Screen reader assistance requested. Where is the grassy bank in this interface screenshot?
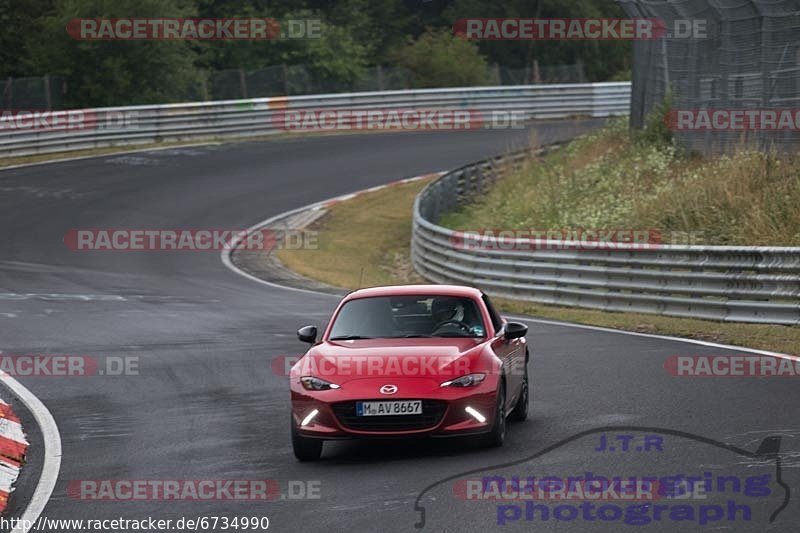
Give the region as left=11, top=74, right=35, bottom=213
left=276, top=167, right=799, bottom=355
left=277, top=178, right=431, bottom=289
left=442, top=118, right=800, bottom=246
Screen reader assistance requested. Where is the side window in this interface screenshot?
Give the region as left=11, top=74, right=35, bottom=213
left=482, top=294, right=503, bottom=333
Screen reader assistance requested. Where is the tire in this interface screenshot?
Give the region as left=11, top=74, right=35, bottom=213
left=291, top=417, right=323, bottom=461
left=485, top=379, right=506, bottom=447
left=509, top=358, right=529, bottom=422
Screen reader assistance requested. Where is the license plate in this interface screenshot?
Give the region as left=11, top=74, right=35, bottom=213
left=356, top=400, right=422, bottom=416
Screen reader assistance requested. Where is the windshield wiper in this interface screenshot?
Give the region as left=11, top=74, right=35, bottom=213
left=329, top=335, right=374, bottom=340
left=401, top=334, right=433, bottom=338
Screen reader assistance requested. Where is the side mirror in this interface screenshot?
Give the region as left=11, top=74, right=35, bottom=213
left=297, top=325, right=318, bottom=344
left=504, top=322, right=527, bottom=340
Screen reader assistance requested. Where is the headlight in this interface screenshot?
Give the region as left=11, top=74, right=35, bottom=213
left=300, top=376, right=341, bottom=390
left=440, top=373, right=486, bottom=388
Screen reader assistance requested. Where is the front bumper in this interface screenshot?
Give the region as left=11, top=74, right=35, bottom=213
left=291, top=381, right=497, bottom=439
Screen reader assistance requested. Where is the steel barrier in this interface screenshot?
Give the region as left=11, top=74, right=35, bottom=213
left=0, top=83, right=630, bottom=157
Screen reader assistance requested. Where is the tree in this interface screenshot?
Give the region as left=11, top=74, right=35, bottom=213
left=26, top=0, right=204, bottom=107
left=445, top=0, right=631, bottom=81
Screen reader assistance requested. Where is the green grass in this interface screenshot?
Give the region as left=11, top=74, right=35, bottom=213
left=441, top=118, right=800, bottom=246
left=276, top=178, right=432, bottom=289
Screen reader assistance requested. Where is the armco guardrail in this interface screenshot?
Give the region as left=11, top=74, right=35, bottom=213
left=0, top=83, right=630, bottom=158
left=411, top=150, right=800, bottom=325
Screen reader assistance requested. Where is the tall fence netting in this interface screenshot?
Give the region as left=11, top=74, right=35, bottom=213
left=6, top=63, right=586, bottom=111
left=619, top=0, right=800, bottom=154
left=1, top=76, right=65, bottom=110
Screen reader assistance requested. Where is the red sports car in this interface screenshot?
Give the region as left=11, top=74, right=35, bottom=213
left=289, top=284, right=529, bottom=461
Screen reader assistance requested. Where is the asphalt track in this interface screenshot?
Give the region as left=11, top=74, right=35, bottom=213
left=1, top=121, right=798, bottom=532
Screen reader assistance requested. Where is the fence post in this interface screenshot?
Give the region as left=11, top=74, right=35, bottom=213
left=238, top=69, right=248, bottom=99
left=492, top=63, right=501, bottom=85
left=5, top=77, right=12, bottom=109
left=44, top=75, right=52, bottom=110
left=200, top=75, right=209, bottom=101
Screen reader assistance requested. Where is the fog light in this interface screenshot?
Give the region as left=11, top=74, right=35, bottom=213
left=301, top=409, right=319, bottom=427
left=465, top=406, right=486, bottom=423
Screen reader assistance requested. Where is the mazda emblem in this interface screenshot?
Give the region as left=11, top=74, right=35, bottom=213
left=379, top=384, right=398, bottom=395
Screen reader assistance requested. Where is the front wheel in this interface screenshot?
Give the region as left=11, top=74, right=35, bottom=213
left=509, top=362, right=529, bottom=422
left=292, top=417, right=323, bottom=461
left=485, top=380, right=506, bottom=447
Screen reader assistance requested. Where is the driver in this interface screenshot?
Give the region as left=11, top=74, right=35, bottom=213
left=431, top=297, right=465, bottom=330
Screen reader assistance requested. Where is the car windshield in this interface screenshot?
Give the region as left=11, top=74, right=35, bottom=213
left=328, top=295, right=486, bottom=339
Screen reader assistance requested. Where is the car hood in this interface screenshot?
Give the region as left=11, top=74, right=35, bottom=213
left=293, top=337, right=485, bottom=383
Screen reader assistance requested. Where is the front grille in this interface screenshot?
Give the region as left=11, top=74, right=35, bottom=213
left=332, top=400, right=447, bottom=431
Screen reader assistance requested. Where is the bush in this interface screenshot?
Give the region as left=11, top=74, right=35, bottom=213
left=635, top=93, right=673, bottom=148
left=393, top=29, right=489, bottom=88
left=609, top=69, right=632, bottom=81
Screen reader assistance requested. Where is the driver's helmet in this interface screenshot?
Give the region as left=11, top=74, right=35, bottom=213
left=431, top=297, right=465, bottom=324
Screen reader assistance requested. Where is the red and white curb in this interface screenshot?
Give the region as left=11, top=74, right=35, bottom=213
left=0, top=399, right=28, bottom=513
